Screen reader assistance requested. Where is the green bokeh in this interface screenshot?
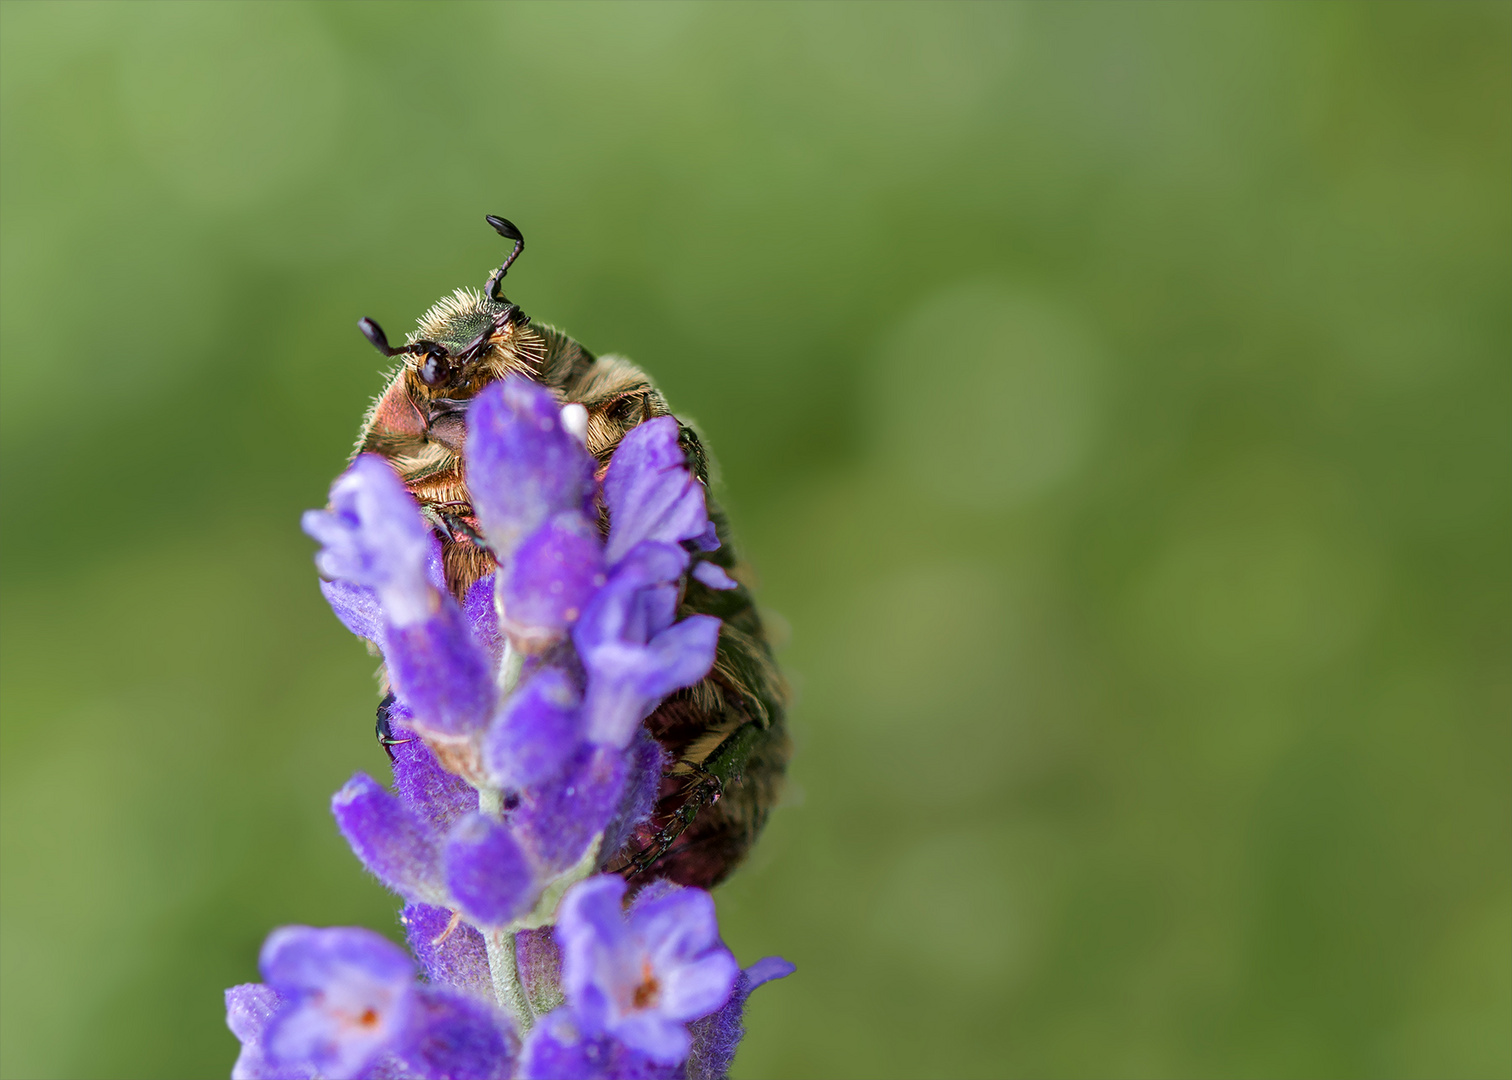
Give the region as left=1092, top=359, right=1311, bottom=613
left=1, top=2, right=1508, bottom=1077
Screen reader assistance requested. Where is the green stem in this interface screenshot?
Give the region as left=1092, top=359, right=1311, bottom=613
left=484, top=927, right=535, bottom=1033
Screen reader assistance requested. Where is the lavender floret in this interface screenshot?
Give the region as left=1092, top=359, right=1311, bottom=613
left=483, top=667, right=585, bottom=791
left=465, top=377, right=597, bottom=561
left=602, top=417, right=713, bottom=566
left=442, top=813, right=535, bottom=929
left=258, top=926, right=418, bottom=1080
left=557, top=876, right=738, bottom=1064
left=302, top=455, right=435, bottom=627
left=575, top=542, right=721, bottom=748
left=332, top=774, right=448, bottom=908
left=500, top=510, right=608, bottom=652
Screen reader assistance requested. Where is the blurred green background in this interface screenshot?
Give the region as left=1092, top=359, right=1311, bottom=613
left=1, top=2, right=1508, bottom=1077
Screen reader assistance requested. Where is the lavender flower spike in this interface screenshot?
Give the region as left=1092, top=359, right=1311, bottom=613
left=557, top=876, right=739, bottom=1064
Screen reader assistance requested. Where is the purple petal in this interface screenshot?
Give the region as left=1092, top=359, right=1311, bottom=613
left=387, top=700, right=479, bottom=834
left=558, top=877, right=738, bottom=1065
left=519, top=1008, right=687, bottom=1080
left=332, top=774, right=447, bottom=906
left=401, top=903, right=492, bottom=1001
left=597, top=541, right=692, bottom=632
left=613, top=1012, right=693, bottom=1067
left=385, top=600, right=497, bottom=738
left=463, top=572, right=504, bottom=662
left=518, top=1008, right=607, bottom=1080
left=632, top=889, right=721, bottom=968
left=260, top=926, right=415, bottom=990
left=442, top=813, right=535, bottom=929
left=228, top=984, right=318, bottom=1080
left=499, top=511, right=608, bottom=651
left=686, top=958, right=794, bottom=1080
left=691, top=520, right=720, bottom=553
left=259, top=926, right=416, bottom=1080
left=302, top=455, right=436, bottom=626
left=742, top=956, right=796, bottom=989
left=654, top=953, right=740, bottom=1029
left=629, top=891, right=736, bottom=1023
left=690, top=561, right=738, bottom=591
left=319, top=579, right=387, bottom=645
left=482, top=667, right=584, bottom=791
left=465, top=377, right=597, bottom=560
left=556, top=876, right=630, bottom=1036
left=578, top=612, right=721, bottom=748
left=389, top=986, right=516, bottom=1080
left=603, top=417, right=710, bottom=567
left=227, top=982, right=281, bottom=1047
left=573, top=542, right=718, bottom=747
left=513, top=745, right=628, bottom=873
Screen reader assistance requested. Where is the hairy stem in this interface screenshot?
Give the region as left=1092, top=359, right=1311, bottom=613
left=484, top=927, right=535, bottom=1033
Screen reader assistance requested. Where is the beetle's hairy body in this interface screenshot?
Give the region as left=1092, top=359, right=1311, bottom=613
left=357, top=286, right=789, bottom=890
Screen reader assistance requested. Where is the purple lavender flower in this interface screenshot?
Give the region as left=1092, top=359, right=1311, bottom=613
left=384, top=599, right=498, bottom=737
left=483, top=667, right=585, bottom=791
left=302, top=455, right=436, bottom=627
left=575, top=543, right=721, bottom=748
left=556, top=876, right=738, bottom=1064
left=234, top=926, right=518, bottom=1080
left=257, top=926, right=419, bottom=1080
left=518, top=1008, right=685, bottom=1080
left=305, top=455, right=497, bottom=738
left=511, top=744, right=629, bottom=874
left=442, top=813, right=535, bottom=929
left=601, top=417, right=711, bottom=566
left=332, top=774, right=448, bottom=908
left=499, top=510, right=608, bottom=652
left=466, top=377, right=597, bottom=561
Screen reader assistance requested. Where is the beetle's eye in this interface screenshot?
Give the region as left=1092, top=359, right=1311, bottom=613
left=418, top=347, right=451, bottom=387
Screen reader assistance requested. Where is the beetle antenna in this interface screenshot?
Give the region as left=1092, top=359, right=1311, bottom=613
left=484, top=215, right=525, bottom=300
left=359, top=318, right=452, bottom=365
left=358, top=317, right=402, bottom=356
